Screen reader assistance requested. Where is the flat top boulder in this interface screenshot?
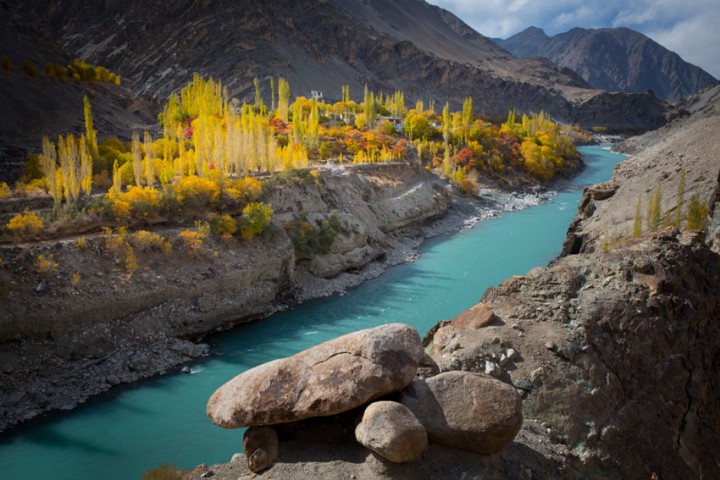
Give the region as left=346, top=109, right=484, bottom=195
left=207, top=323, right=423, bottom=428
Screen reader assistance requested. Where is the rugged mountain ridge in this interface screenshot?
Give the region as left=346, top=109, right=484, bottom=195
left=496, top=26, right=718, bottom=102
left=0, top=0, right=670, bottom=175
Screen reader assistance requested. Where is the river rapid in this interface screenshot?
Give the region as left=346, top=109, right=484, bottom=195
left=0, top=145, right=625, bottom=479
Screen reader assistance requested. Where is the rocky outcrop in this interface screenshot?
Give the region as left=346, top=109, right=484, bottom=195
left=206, top=324, right=522, bottom=473
left=355, top=401, right=428, bottom=463
left=207, top=323, right=423, bottom=428
left=400, top=371, right=523, bottom=455
left=428, top=230, right=720, bottom=478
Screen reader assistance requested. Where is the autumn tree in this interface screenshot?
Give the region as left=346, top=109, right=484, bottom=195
left=633, top=196, right=642, bottom=238
left=83, top=95, right=99, bottom=160
left=79, top=134, right=92, bottom=195
left=132, top=131, right=142, bottom=186
left=58, top=134, right=81, bottom=206
left=306, top=100, right=320, bottom=148
left=461, top=97, right=473, bottom=127
left=277, top=77, right=290, bottom=122
left=111, top=160, right=122, bottom=197
left=180, top=73, right=224, bottom=118
left=39, top=136, right=61, bottom=208
left=144, top=131, right=155, bottom=186
left=442, top=102, right=451, bottom=145
left=647, top=185, right=662, bottom=232
left=253, top=77, right=265, bottom=113
left=686, top=196, right=708, bottom=230
left=363, top=84, right=377, bottom=129
left=270, top=77, right=276, bottom=112
left=292, top=100, right=304, bottom=144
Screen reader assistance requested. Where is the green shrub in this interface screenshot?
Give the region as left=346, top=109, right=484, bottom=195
left=240, top=202, right=273, bottom=240
left=267, top=168, right=315, bottom=186
left=686, top=196, right=708, bottom=231
left=286, top=213, right=340, bottom=260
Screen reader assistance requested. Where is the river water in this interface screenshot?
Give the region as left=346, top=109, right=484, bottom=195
left=0, top=146, right=624, bottom=479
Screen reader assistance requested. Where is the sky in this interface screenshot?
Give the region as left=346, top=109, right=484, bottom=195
left=427, top=0, right=720, bottom=79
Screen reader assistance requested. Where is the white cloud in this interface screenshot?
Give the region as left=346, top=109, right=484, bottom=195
left=645, top=16, right=720, bottom=77
left=554, top=7, right=596, bottom=29
left=427, top=0, right=720, bottom=78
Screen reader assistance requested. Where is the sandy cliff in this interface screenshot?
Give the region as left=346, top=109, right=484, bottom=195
left=0, top=161, right=453, bottom=432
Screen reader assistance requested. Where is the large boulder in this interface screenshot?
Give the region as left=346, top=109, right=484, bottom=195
left=355, top=400, right=428, bottom=463
left=400, top=371, right=522, bottom=454
left=207, top=323, right=424, bottom=428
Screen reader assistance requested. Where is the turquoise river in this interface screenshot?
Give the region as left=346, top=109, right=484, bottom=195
left=0, top=145, right=624, bottom=479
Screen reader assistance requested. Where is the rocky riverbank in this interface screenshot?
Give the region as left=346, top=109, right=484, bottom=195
left=0, top=160, right=557, bottom=433
left=187, top=86, right=720, bottom=479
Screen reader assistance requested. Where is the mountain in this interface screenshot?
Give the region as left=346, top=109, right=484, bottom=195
left=0, top=0, right=671, bottom=181
left=496, top=26, right=718, bottom=102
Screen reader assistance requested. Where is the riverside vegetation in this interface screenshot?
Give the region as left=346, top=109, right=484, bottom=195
left=1, top=73, right=588, bottom=261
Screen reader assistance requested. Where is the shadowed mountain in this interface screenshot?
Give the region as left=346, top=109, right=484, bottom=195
left=496, top=26, right=717, bottom=102
left=1, top=0, right=672, bottom=181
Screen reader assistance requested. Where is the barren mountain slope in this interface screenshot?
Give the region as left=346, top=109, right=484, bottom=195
left=6, top=0, right=667, bottom=119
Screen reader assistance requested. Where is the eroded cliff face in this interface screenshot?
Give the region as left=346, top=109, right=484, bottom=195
left=0, top=161, right=451, bottom=432
left=430, top=231, right=720, bottom=479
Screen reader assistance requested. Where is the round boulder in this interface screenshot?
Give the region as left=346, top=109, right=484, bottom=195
left=243, top=426, right=279, bottom=473
left=207, top=323, right=424, bottom=427
left=355, top=401, right=428, bottom=463
left=400, top=370, right=522, bottom=454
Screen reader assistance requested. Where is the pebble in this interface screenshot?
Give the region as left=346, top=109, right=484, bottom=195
left=545, top=341, right=557, bottom=351
left=530, top=367, right=544, bottom=384
left=484, top=360, right=501, bottom=378
left=514, top=379, right=532, bottom=391
left=506, top=348, right=519, bottom=361
left=231, top=453, right=243, bottom=462
left=181, top=366, right=191, bottom=374
left=499, top=354, right=508, bottom=366
left=511, top=323, right=524, bottom=332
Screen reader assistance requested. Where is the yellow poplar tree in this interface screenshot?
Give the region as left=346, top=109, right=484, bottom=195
left=83, top=95, right=99, bottom=160
left=131, top=131, right=142, bottom=186
left=39, top=136, right=60, bottom=208
left=79, top=133, right=92, bottom=195
left=278, top=77, right=290, bottom=122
